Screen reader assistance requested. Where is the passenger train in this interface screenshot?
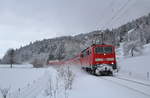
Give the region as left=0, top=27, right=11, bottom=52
left=48, top=44, right=117, bottom=76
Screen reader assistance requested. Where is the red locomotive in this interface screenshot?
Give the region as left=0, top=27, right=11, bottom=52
left=48, top=44, right=117, bottom=76
left=79, top=44, right=117, bottom=75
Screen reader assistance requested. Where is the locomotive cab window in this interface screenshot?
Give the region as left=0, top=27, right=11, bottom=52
left=95, top=46, right=113, bottom=54
left=104, top=47, right=113, bottom=53
left=95, top=47, right=103, bottom=54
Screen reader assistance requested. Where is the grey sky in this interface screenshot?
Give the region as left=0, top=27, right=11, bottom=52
left=0, top=0, right=150, bottom=58
left=0, top=0, right=107, bottom=40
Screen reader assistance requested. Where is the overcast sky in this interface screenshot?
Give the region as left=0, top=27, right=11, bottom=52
left=0, top=0, right=150, bottom=58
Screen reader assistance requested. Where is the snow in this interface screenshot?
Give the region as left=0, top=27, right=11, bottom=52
left=0, top=44, right=150, bottom=98
left=0, top=67, right=45, bottom=91
left=103, top=77, right=150, bottom=96
left=9, top=68, right=58, bottom=98
left=118, top=43, right=150, bottom=80
left=0, top=64, right=33, bottom=68
left=68, top=43, right=150, bottom=98
left=0, top=0, right=150, bottom=97
left=0, top=66, right=60, bottom=98
left=69, top=75, right=149, bottom=98
left=67, top=64, right=150, bottom=98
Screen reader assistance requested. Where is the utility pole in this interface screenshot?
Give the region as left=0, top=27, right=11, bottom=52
left=92, top=31, right=104, bottom=45
left=101, top=32, right=104, bottom=44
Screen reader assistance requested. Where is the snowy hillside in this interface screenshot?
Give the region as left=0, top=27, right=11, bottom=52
left=118, top=43, right=150, bottom=80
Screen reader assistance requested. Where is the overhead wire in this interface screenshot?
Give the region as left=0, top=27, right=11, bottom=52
left=102, top=0, right=133, bottom=29
left=109, top=0, right=137, bottom=27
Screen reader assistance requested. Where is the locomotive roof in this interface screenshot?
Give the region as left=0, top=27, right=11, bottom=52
left=91, top=44, right=114, bottom=47
left=81, top=44, right=114, bottom=53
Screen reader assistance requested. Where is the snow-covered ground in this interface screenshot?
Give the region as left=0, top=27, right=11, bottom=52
left=0, top=65, right=74, bottom=98
left=68, top=43, right=150, bottom=98
left=0, top=44, right=150, bottom=98
left=0, top=67, right=46, bottom=97
left=117, top=43, right=150, bottom=81
left=69, top=72, right=150, bottom=98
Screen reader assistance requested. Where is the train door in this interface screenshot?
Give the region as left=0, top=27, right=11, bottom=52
left=80, top=49, right=89, bottom=66
left=86, top=49, right=91, bottom=66
left=80, top=50, right=86, bottom=66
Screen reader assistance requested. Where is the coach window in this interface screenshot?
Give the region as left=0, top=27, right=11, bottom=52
left=83, top=51, right=87, bottom=57
left=80, top=53, right=84, bottom=58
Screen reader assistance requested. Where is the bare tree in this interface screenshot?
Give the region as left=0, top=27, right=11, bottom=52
left=44, top=78, right=53, bottom=97
left=0, top=87, right=10, bottom=98
left=10, top=49, right=15, bottom=68
left=58, top=65, right=75, bottom=90
left=44, top=77, right=58, bottom=98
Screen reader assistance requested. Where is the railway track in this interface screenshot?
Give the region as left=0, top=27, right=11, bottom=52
left=114, top=76, right=150, bottom=87
left=101, top=76, right=150, bottom=97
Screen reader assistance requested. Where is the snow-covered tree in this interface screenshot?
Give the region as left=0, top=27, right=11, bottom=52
left=1, top=48, right=15, bottom=67
left=123, top=41, right=143, bottom=56
left=31, top=53, right=48, bottom=68
left=123, top=28, right=144, bottom=56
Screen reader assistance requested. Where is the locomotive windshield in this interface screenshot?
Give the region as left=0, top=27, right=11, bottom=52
left=95, top=46, right=113, bottom=54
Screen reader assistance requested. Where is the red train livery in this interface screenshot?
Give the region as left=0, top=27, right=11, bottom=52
left=49, top=44, right=117, bottom=76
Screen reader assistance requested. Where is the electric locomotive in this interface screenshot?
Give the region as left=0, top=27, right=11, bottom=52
left=80, top=44, right=117, bottom=76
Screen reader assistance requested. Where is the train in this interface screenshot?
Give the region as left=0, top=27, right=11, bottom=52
left=48, top=44, right=117, bottom=76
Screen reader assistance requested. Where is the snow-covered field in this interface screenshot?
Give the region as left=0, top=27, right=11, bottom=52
left=0, top=66, right=47, bottom=98
left=0, top=44, right=150, bottom=98
left=0, top=65, right=74, bottom=98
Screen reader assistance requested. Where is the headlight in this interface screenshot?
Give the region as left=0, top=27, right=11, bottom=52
left=95, top=58, right=103, bottom=61
left=106, top=58, right=114, bottom=61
